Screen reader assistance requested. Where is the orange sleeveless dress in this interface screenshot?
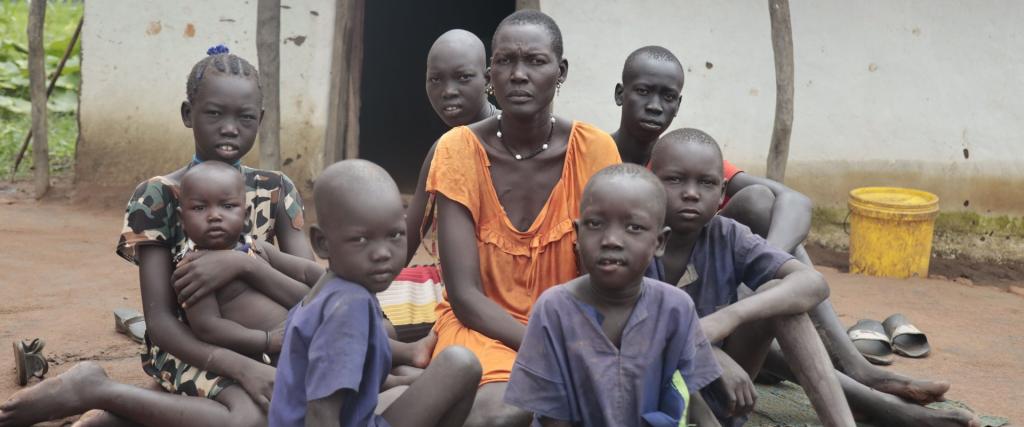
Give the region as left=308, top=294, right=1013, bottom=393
left=426, top=122, right=621, bottom=385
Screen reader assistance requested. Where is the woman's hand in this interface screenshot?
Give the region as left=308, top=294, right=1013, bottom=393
left=172, top=249, right=251, bottom=308
left=236, top=361, right=276, bottom=412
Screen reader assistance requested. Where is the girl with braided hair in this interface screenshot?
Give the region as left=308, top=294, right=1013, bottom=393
left=0, top=46, right=312, bottom=427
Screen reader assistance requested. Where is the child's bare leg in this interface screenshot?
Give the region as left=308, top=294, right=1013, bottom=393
left=761, top=351, right=979, bottom=427
left=840, top=370, right=979, bottom=427
left=462, top=383, right=531, bottom=427
left=376, top=385, right=410, bottom=414
left=791, top=247, right=950, bottom=404
left=391, top=329, right=439, bottom=368
left=773, top=313, right=855, bottom=426
left=688, top=392, right=723, bottom=427
left=0, top=362, right=263, bottom=427
left=724, top=313, right=854, bottom=426
left=383, top=346, right=482, bottom=427
left=724, top=190, right=951, bottom=404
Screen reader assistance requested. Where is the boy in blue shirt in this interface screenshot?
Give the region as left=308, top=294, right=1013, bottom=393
left=505, top=164, right=723, bottom=427
left=646, top=129, right=855, bottom=426
left=269, top=160, right=481, bottom=427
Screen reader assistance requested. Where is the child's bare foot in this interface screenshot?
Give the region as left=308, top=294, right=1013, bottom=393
left=885, top=403, right=981, bottom=427
left=72, top=409, right=136, bottom=427
left=410, top=330, right=438, bottom=368
left=0, top=362, right=109, bottom=427
left=860, top=370, right=950, bottom=404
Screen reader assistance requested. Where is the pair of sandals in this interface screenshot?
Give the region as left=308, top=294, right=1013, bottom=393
left=13, top=338, right=48, bottom=386
left=11, top=307, right=144, bottom=387
left=11, top=309, right=145, bottom=387
left=848, top=314, right=930, bottom=365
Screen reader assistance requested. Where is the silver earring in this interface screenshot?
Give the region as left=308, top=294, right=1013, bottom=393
left=556, top=82, right=562, bottom=96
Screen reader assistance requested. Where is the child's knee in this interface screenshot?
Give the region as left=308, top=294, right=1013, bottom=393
left=725, top=184, right=775, bottom=236
left=436, top=346, right=483, bottom=379
left=217, top=387, right=267, bottom=427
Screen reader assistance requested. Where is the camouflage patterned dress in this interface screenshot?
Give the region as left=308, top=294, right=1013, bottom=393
left=116, top=163, right=304, bottom=399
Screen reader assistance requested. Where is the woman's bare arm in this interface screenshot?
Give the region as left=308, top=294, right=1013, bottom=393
left=406, top=141, right=438, bottom=264
left=437, top=195, right=526, bottom=350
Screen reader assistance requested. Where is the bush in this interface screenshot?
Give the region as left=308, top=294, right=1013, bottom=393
left=0, top=0, right=82, bottom=177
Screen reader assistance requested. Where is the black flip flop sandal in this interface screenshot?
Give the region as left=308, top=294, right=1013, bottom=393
left=883, top=313, right=931, bottom=358
left=13, top=338, right=49, bottom=386
left=847, top=319, right=895, bottom=365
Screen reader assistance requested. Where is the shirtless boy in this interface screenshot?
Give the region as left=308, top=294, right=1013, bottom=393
left=178, top=161, right=320, bottom=361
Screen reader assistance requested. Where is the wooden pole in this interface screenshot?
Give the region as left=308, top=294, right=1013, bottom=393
left=324, top=0, right=364, bottom=167
left=11, top=16, right=82, bottom=180
left=257, top=0, right=282, bottom=170
left=343, top=0, right=364, bottom=160
left=767, top=0, right=794, bottom=183
left=516, top=0, right=540, bottom=10
left=27, top=0, right=49, bottom=197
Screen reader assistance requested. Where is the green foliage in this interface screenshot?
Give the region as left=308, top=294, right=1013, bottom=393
left=0, top=0, right=82, bottom=177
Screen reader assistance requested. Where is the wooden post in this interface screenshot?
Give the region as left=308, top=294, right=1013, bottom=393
left=257, top=0, right=282, bottom=170
left=324, top=0, right=364, bottom=166
left=27, top=0, right=49, bottom=197
left=516, top=0, right=540, bottom=10
left=767, top=0, right=794, bottom=183
left=343, top=0, right=364, bottom=160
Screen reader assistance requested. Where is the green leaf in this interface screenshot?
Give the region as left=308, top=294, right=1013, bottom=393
left=47, top=90, right=77, bottom=113
left=0, top=94, right=30, bottom=115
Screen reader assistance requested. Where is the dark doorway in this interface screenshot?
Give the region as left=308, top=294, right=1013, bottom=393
left=359, top=0, right=515, bottom=193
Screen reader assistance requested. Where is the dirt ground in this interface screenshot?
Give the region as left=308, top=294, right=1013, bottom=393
left=1, top=189, right=1021, bottom=425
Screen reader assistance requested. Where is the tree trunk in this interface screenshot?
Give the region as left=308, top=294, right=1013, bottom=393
left=257, top=0, right=282, bottom=170
left=28, top=0, right=49, bottom=197
left=767, top=0, right=794, bottom=183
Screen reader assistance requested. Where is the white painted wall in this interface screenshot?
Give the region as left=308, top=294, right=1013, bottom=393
left=547, top=0, right=1024, bottom=214
left=78, top=0, right=335, bottom=196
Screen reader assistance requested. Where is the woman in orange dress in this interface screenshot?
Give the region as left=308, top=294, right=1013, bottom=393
left=425, top=10, right=620, bottom=427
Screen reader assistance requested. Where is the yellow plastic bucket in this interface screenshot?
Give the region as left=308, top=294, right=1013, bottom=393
left=848, top=187, right=939, bottom=279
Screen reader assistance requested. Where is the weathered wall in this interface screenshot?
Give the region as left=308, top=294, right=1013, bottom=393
left=546, top=0, right=1024, bottom=215
left=77, top=0, right=335, bottom=200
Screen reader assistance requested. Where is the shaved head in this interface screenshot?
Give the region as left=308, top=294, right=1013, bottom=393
left=622, top=45, right=684, bottom=83
left=583, top=163, right=667, bottom=225
left=314, top=159, right=402, bottom=229
left=652, top=128, right=724, bottom=176
left=425, top=29, right=491, bottom=127
left=311, top=159, right=406, bottom=290
left=181, top=161, right=244, bottom=194
left=428, top=29, right=486, bottom=71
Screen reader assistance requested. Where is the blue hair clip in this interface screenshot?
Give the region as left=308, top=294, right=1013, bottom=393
left=206, top=44, right=230, bottom=56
